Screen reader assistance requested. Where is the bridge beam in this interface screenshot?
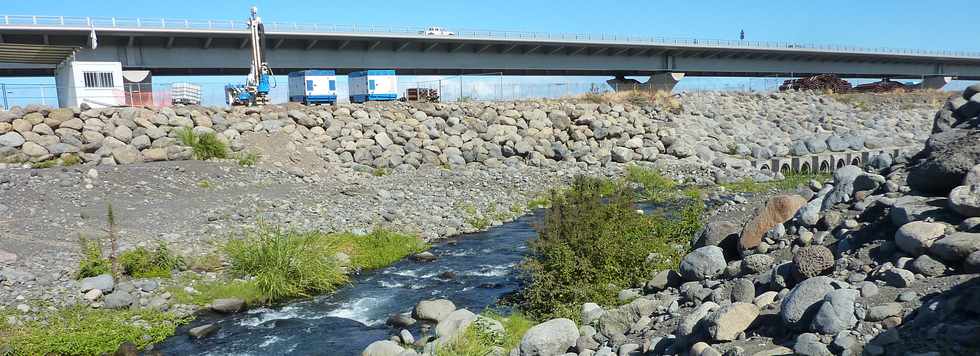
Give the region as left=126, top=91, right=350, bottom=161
left=305, top=39, right=318, bottom=50
left=202, top=37, right=213, bottom=49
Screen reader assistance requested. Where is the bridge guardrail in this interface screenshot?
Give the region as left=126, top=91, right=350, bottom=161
left=2, top=14, right=980, bottom=59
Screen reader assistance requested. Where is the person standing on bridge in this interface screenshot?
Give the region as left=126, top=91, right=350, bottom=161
left=740, top=29, right=745, bottom=40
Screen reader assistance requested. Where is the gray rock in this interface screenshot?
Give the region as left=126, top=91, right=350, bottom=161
left=188, top=323, right=219, bottom=339
left=79, top=274, right=114, bottom=293
left=793, top=333, right=832, bottom=356
left=644, top=270, right=681, bottom=293
left=676, top=301, right=719, bottom=337
left=679, top=246, right=727, bottom=281
left=811, top=288, right=858, bottom=334
left=910, top=254, right=946, bottom=277
left=805, top=137, right=828, bottom=154
left=907, top=129, right=980, bottom=195
left=0, top=132, right=25, bottom=147
left=930, top=232, right=980, bottom=262
left=731, top=278, right=756, bottom=303
left=102, top=291, right=133, bottom=309
left=704, top=302, right=759, bottom=341
left=865, top=303, right=902, bottom=322
left=964, top=251, right=980, bottom=273
left=894, top=221, right=946, bottom=256
left=435, top=309, right=477, bottom=342
left=949, top=185, right=980, bottom=218
left=742, top=254, right=775, bottom=274
left=780, top=276, right=839, bottom=329
left=876, top=268, right=915, bottom=288
left=413, top=299, right=456, bottom=322
left=210, top=298, right=245, bottom=313
left=519, top=318, right=578, bottom=356
left=695, top=221, right=740, bottom=258
left=822, top=165, right=863, bottom=209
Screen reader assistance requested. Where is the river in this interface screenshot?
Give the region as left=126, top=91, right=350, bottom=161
left=155, top=212, right=541, bottom=355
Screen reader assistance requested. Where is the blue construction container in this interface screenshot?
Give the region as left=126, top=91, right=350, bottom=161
left=348, top=70, right=397, bottom=103
left=288, top=70, right=338, bottom=104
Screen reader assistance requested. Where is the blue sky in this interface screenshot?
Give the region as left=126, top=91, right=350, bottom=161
left=2, top=0, right=979, bottom=106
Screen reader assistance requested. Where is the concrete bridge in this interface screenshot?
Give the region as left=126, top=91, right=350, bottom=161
left=0, top=15, right=979, bottom=90
left=751, top=147, right=914, bottom=174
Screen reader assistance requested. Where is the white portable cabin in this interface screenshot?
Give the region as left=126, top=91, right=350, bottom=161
left=348, top=70, right=397, bottom=103
left=288, top=70, right=338, bottom=104
left=54, top=61, right=125, bottom=108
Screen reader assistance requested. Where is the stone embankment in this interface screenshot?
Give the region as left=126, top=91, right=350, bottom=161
left=362, top=86, right=980, bottom=356
left=0, top=91, right=936, bottom=183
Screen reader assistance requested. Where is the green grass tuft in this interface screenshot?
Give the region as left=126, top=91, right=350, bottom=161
left=118, top=242, right=185, bottom=279
left=75, top=235, right=111, bottom=279
left=331, top=229, right=429, bottom=270
left=167, top=275, right=265, bottom=306
left=625, top=165, right=680, bottom=202
left=0, top=306, right=189, bottom=355
left=176, top=127, right=228, bottom=160
left=236, top=151, right=260, bottom=167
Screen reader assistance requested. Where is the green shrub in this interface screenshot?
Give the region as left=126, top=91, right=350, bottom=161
left=0, top=306, right=188, bottom=355
left=176, top=127, right=228, bottom=160
left=224, top=227, right=348, bottom=303
left=372, top=167, right=389, bottom=177
left=167, top=275, right=264, bottom=306
left=76, top=236, right=111, bottom=279
left=518, top=176, right=703, bottom=320
left=119, top=242, right=185, bottom=278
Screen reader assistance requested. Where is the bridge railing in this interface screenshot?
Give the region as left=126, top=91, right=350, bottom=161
left=3, top=14, right=980, bottom=58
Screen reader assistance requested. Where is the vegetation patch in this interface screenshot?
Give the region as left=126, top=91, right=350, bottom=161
left=176, top=127, right=229, bottom=160
left=0, top=306, right=189, bottom=356
left=168, top=275, right=265, bottom=306
left=580, top=90, right=682, bottom=114
left=75, top=236, right=111, bottom=279
left=518, top=175, right=703, bottom=320
left=721, top=172, right=830, bottom=193
left=236, top=151, right=260, bottom=167
left=435, top=311, right=535, bottom=356
left=330, top=229, right=429, bottom=271
left=29, top=154, right=81, bottom=169
left=119, top=242, right=186, bottom=279
left=625, top=165, right=679, bottom=202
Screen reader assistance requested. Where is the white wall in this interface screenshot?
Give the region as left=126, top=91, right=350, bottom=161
left=54, top=61, right=124, bottom=108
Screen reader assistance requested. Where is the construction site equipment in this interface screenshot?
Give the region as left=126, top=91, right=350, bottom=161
left=779, top=74, right=852, bottom=93
left=171, top=83, right=202, bottom=105
left=406, top=88, right=439, bottom=102
left=288, top=70, right=338, bottom=105
left=224, top=7, right=272, bottom=106
left=349, top=70, right=398, bottom=103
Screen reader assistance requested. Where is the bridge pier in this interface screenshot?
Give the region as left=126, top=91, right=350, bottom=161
left=606, top=72, right=685, bottom=92
left=918, top=76, right=952, bottom=90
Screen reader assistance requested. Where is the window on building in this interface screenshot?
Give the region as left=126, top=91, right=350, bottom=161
left=83, top=72, right=115, bottom=88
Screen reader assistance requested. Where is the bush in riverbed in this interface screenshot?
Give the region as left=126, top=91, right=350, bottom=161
left=119, top=242, right=186, bottom=278
left=519, top=175, right=704, bottom=320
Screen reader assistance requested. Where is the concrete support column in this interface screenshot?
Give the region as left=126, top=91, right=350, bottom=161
left=606, top=72, right=685, bottom=92
left=645, top=72, right=685, bottom=92
left=919, top=75, right=951, bottom=90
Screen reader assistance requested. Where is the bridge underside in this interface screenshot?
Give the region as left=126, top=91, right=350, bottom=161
left=0, top=29, right=978, bottom=80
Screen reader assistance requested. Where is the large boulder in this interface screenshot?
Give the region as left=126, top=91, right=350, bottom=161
left=907, top=129, right=980, bottom=195
left=519, top=318, right=578, bottom=356
left=740, top=195, right=807, bottom=250
left=362, top=340, right=404, bottom=356
left=704, top=302, right=759, bottom=341
left=679, top=246, right=727, bottom=281
left=930, top=232, right=980, bottom=263
left=894, top=221, right=946, bottom=256
left=434, top=309, right=477, bottom=342
left=79, top=274, right=114, bottom=293
left=811, top=288, right=859, bottom=334
left=694, top=221, right=740, bottom=259
left=780, top=276, right=840, bottom=329
left=949, top=185, right=980, bottom=218
left=413, top=299, right=456, bottom=322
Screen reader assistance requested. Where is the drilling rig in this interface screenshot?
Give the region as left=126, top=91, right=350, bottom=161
left=225, top=6, right=273, bottom=106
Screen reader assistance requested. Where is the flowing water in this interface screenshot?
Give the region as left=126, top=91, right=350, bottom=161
left=156, top=213, right=541, bottom=356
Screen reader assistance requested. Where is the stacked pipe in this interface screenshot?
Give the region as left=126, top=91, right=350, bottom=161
left=778, top=74, right=852, bottom=93
left=853, top=80, right=910, bottom=93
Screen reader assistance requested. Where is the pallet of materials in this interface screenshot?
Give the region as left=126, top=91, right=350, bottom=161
left=171, top=83, right=202, bottom=105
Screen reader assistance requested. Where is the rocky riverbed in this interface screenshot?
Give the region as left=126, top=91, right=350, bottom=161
left=356, top=87, right=980, bottom=356
left=0, top=90, right=958, bottom=354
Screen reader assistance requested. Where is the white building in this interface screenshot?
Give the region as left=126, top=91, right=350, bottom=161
left=55, top=60, right=124, bottom=108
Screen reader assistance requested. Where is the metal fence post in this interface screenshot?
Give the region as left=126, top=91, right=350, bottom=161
left=1, top=83, right=7, bottom=110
